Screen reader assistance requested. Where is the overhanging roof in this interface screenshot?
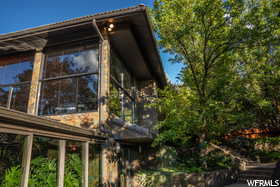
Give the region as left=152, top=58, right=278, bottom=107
left=0, top=5, right=167, bottom=87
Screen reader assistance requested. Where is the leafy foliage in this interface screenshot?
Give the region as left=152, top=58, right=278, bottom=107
left=0, top=154, right=82, bottom=187
left=151, top=0, right=280, bottom=169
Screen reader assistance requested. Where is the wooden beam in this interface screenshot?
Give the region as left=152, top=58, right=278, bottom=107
left=20, top=134, right=33, bottom=187
left=27, top=50, right=44, bottom=115
left=0, top=107, right=104, bottom=139
left=58, top=140, right=66, bottom=187
left=0, top=122, right=91, bottom=141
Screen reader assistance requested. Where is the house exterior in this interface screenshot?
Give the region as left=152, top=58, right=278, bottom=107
left=0, top=5, right=166, bottom=187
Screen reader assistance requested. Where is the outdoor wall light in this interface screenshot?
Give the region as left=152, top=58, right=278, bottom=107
left=106, top=23, right=115, bottom=32
left=109, top=23, right=114, bottom=29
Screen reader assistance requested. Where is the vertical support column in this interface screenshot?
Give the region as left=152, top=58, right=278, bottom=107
left=20, top=134, right=33, bottom=187
left=99, top=38, right=110, bottom=126
left=101, top=144, right=119, bottom=186
left=27, top=50, right=44, bottom=115
left=82, top=142, right=89, bottom=187
left=58, top=140, right=66, bottom=187
left=121, top=73, right=125, bottom=120
left=7, top=87, right=13, bottom=109
left=101, top=144, right=109, bottom=185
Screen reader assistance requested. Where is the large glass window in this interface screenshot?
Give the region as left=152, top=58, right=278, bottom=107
left=110, top=51, right=136, bottom=123
left=0, top=54, right=33, bottom=112
left=39, top=46, right=99, bottom=115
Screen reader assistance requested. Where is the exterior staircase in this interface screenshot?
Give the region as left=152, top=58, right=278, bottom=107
left=237, top=162, right=276, bottom=183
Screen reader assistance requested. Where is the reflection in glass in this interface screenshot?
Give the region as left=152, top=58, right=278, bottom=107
left=44, top=48, right=99, bottom=78
left=0, top=133, right=25, bottom=186
left=40, top=47, right=99, bottom=115
left=65, top=141, right=82, bottom=187
left=39, top=75, right=98, bottom=115
left=124, top=95, right=133, bottom=123
left=0, top=55, right=33, bottom=113
left=110, top=51, right=133, bottom=91
left=29, top=136, right=58, bottom=186
left=109, top=80, right=135, bottom=123
left=0, top=59, right=33, bottom=85
left=11, top=84, right=30, bottom=112
left=0, top=85, right=30, bottom=112
left=89, top=144, right=101, bottom=187
left=0, top=87, right=9, bottom=108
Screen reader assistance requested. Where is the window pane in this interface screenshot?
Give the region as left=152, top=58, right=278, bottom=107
left=109, top=81, right=121, bottom=117
left=44, top=48, right=99, bottom=78
left=0, top=85, right=30, bottom=112
left=0, top=87, right=9, bottom=108
left=0, top=57, right=33, bottom=85
left=0, top=133, right=25, bottom=186
left=10, top=84, right=30, bottom=112
left=124, top=96, right=133, bottom=123
left=39, top=79, right=60, bottom=115
left=29, top=136, right=58, bottom=186
left=89, top=144, right=101, bottom=187
left=65, top=141, right=82, bottom=186
left=111, top=51, right=133, bottom=91
left=77, top=75, right=98, bottom=113
left=39, top=78, right=76, bottom=115
left=39, top=75, right=98, bottom=115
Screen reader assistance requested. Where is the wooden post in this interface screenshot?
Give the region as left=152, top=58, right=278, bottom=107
left=121, top=73, right=125, bottom=120
left=20, top=134, right=33, bottom=187
left=101, top=143, right=119, bottom=186
left=58, top=140, right=66, bottom=187
left=99, top=39, right=110, bottom=126
left=27, top=50, right=44, bottom=115
left=82, top=142, right=89, bottom=187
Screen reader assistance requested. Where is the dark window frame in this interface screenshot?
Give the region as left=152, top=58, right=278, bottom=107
left=39, top=45, right=99, bottom=116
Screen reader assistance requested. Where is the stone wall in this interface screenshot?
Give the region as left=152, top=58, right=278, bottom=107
left=255, top=142, right=280, bottom=152
left=47, top=112, right=99, bottom=128
left=134, top=169, right=239, bottom=187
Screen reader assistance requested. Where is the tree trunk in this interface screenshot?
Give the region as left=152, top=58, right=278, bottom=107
left=199, top=132, right=208, bottom=169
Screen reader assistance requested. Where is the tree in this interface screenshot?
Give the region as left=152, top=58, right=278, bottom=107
left=152, top=0, right=280, bottom=167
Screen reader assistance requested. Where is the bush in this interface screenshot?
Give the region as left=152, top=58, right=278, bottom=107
left=0, top=153, right=82, bottom=187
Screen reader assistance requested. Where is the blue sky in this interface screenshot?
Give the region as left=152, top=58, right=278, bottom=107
left=0, top=0, right=183, bottom=83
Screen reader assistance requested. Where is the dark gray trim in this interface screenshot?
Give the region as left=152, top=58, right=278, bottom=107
left=41, top=72, right=98, bottom=82
left=0, top=81, right=30, bottom=87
